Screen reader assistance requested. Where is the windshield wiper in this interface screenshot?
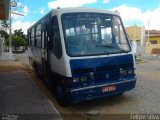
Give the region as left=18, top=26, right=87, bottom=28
left=96, top=44, right=129, bottom=53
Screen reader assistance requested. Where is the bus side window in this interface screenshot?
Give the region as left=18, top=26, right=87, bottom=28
left=42, top=31, right=45, bottom=48
left=35, top=23, right=41, bottom=48
left=27, top=30, right=30, bottom=46
left=52, top=16, right=62, bottom=59
left=31, top=28, right=35, bottom=47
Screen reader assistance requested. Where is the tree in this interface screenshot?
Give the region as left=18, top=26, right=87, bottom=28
left=13, top=29, right=27, bottom=52
left=0, top=20, right=9, bottom=28
left=0, top=30, right=9, bottom=40
left=11, top=35, right=26, bottom=51
left=0, top=28, right=27, bottom=52
left=14, top=29, right=26, bottom=41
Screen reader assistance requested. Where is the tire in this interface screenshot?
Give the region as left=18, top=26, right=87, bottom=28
left=116, top=92, right=124, bottom=96
left=54, top=81, right=68, bottom=106
left=43, top=63, right=54, bottom=90
left=34, top=63, right=41, bottom=79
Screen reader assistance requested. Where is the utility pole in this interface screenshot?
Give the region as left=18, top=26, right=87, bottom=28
left=147, top=20, right=150, bottom=43
left=9, top=3, right=12, bottom=59
left=8, top=1, right=23, bottom=59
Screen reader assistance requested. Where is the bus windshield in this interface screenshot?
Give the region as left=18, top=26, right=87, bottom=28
left=61, top=13, right=131, bottom=57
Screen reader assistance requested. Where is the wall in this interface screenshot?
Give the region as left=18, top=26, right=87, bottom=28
left=149, top=36, right=160, bottom=44
left=0, top=35, right=2, bottom=56
left=0, top=0, right=10, bottom=20
left=126, top=26, right=141, bottom=41
left=145, top=42, right=160, bottom=54
left=126, top=26, right=145, bottom=46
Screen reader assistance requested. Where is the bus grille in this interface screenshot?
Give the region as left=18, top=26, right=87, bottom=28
left=72, top=63, right=133, bottom=82
left=73, top=68, right=93, bottom=74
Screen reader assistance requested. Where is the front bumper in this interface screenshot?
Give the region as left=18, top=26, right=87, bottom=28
left=66, top=78, right=136, bottom=103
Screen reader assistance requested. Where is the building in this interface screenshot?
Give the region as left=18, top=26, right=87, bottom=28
left=126, top=26, right=160, bottom=54
left=145, top=30, right=160, bottom=54
left=0, top=0, right=10, bottom=56
left=0, top=0, right=10, bottom=20
left=125, top=26, right=145, bottom=54
left=145, top=30, right=160, bottom=44
left=125, top=26, right=145, bottom=46
left=0, top=34, right=5, bottom=55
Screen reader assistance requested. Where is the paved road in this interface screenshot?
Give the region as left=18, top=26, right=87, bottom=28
left=0, top=53, right=63, bottom=120
left=15, top=53, right=160, bottom=119
left=14, top=52, right=30, bottom=66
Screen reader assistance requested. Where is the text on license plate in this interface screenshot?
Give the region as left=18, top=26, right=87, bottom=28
left=102, top=85, right=116, bottom=92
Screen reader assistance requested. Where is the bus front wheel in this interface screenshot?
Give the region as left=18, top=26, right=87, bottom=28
left=34, top=63, right=40, bottom=78
left=43, top=63, right=54, bottom=90
left=55, top=82, right=68, bottom=106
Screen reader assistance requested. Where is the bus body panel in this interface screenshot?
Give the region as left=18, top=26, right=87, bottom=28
left=63, top=54, right=136, bottom=102
left=67, top=78, right=136, bottom=103
left=70, top=54, right=134, bottom=77
left=27, top=8, right=136, bottom=104
left=49, top=52, right=70, bottom=76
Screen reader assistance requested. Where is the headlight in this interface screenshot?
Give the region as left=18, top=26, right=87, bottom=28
left=120, top=68, right=127, bottom=75
left=73, top=78, right=80, bottom=83
left=80, top=76, right=88, bottom=82
left=128, top=70, right=133, bottom=74
left=120, top=68, right=133, bottom=76
left=73, top=76, right=88, bottom=83
left=122, top=70, right=127, bottom=75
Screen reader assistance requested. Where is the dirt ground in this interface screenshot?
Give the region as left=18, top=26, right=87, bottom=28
left=1, top=53, right=160, bottom=120
left=0, top=60, right=21, bottom=72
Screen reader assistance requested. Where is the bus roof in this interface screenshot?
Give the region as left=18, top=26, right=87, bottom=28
left=27, top=7, right=120, bottom=31
left=52, top=7, right=120, bottom=16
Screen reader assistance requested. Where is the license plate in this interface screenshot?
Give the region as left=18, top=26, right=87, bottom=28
left=102, top=85, right=116, bottom=92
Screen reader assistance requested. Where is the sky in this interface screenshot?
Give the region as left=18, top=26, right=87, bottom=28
left=11, top=0, right=160, bottom=34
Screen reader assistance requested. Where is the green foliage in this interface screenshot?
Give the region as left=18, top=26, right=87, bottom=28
left=0, top=20, right=9, bottom=28
left=14, top=29, right=26, bottom=41
left=1, top=29, right=27, bottom=48
left=11, top=35, right=26, bottom=47
left=5, top=38, right=9, bottom=46
left=0, top=30, right=9, bottom=39
left=12, top=29, right=27, bottom=48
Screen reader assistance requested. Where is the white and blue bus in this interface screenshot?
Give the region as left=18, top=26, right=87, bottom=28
left=27, top=8, right=136, bottom=105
